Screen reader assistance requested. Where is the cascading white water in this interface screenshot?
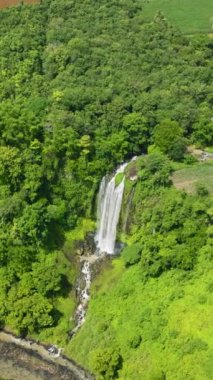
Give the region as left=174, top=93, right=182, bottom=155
left=96, top=163, right=127, bottom=254
left=71, top=260, right=91, bottom=336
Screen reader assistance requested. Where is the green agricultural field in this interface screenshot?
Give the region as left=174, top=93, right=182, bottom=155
left=172, top=161, right=213, bottom=194
left=141, top=0, right=213, bottom=33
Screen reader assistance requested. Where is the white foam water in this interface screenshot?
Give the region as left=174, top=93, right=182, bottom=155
left=95, top=163, right=127, bottom=254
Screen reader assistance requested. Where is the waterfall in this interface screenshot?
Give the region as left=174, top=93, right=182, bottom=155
left=95, top=163, right=127, bottom=254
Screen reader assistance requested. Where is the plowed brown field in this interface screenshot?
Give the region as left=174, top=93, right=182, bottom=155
left=0, top=0, right=39, bottom=8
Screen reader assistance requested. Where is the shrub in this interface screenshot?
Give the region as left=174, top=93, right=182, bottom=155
left=128, top=333, right=142, bottom=348
left=184, top=154, right=198, bottom=165
left=89, top=347, right=123, bottom=380
left=198, top=295, right=207, bottom=304
left=122, top=244, right=141, bottom=267
left=181, top=338, right=208, bottom=356
left=168, top=137, right=186, bottom=161
left=196, top=183, right=209, bottom=196
left=206, top=283, right=213, bottom=292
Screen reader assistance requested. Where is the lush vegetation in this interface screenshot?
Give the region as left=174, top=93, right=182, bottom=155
left=0, top=0, right=212, bottom=378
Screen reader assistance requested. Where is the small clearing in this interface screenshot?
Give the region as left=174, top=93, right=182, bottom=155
left=142, top=0, right=213, bottom=33
left=172, top=162, right=213, bottom=194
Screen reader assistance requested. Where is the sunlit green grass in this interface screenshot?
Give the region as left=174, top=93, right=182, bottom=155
left=142, top=0, right=213, bottom=33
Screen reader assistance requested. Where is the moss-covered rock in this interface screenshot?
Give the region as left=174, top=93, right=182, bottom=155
left=115, top=172, right=125, bottom=187
left=63, top=219, right=96, bottom=258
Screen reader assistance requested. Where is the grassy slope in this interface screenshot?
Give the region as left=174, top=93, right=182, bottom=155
left=67, top=256, right=213, bottom=379
left=142, top=0, right=213, bottom=33
left=172, top=161, right=213, bottom=194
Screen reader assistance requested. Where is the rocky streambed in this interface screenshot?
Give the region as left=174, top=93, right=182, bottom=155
left=0, top=331, right=93, bottom=380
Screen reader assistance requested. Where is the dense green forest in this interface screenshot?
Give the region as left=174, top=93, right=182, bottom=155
left=0, top=0, right=212, bottom=379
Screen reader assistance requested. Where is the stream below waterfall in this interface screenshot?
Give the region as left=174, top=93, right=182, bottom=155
left=71, top=255, right=98, bottom=337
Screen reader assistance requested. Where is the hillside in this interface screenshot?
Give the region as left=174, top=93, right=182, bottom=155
left=67, top=155, right=213, bottom=379
left=69, top=253, right=213, bottom=379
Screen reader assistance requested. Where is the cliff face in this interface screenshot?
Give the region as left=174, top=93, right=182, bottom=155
left=0, top=341, right=79, bottom=380
left=0, top=333, right=94, bottom=380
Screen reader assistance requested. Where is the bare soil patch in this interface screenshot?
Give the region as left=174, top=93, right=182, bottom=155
left=0, top=0, right=39, bottom=9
